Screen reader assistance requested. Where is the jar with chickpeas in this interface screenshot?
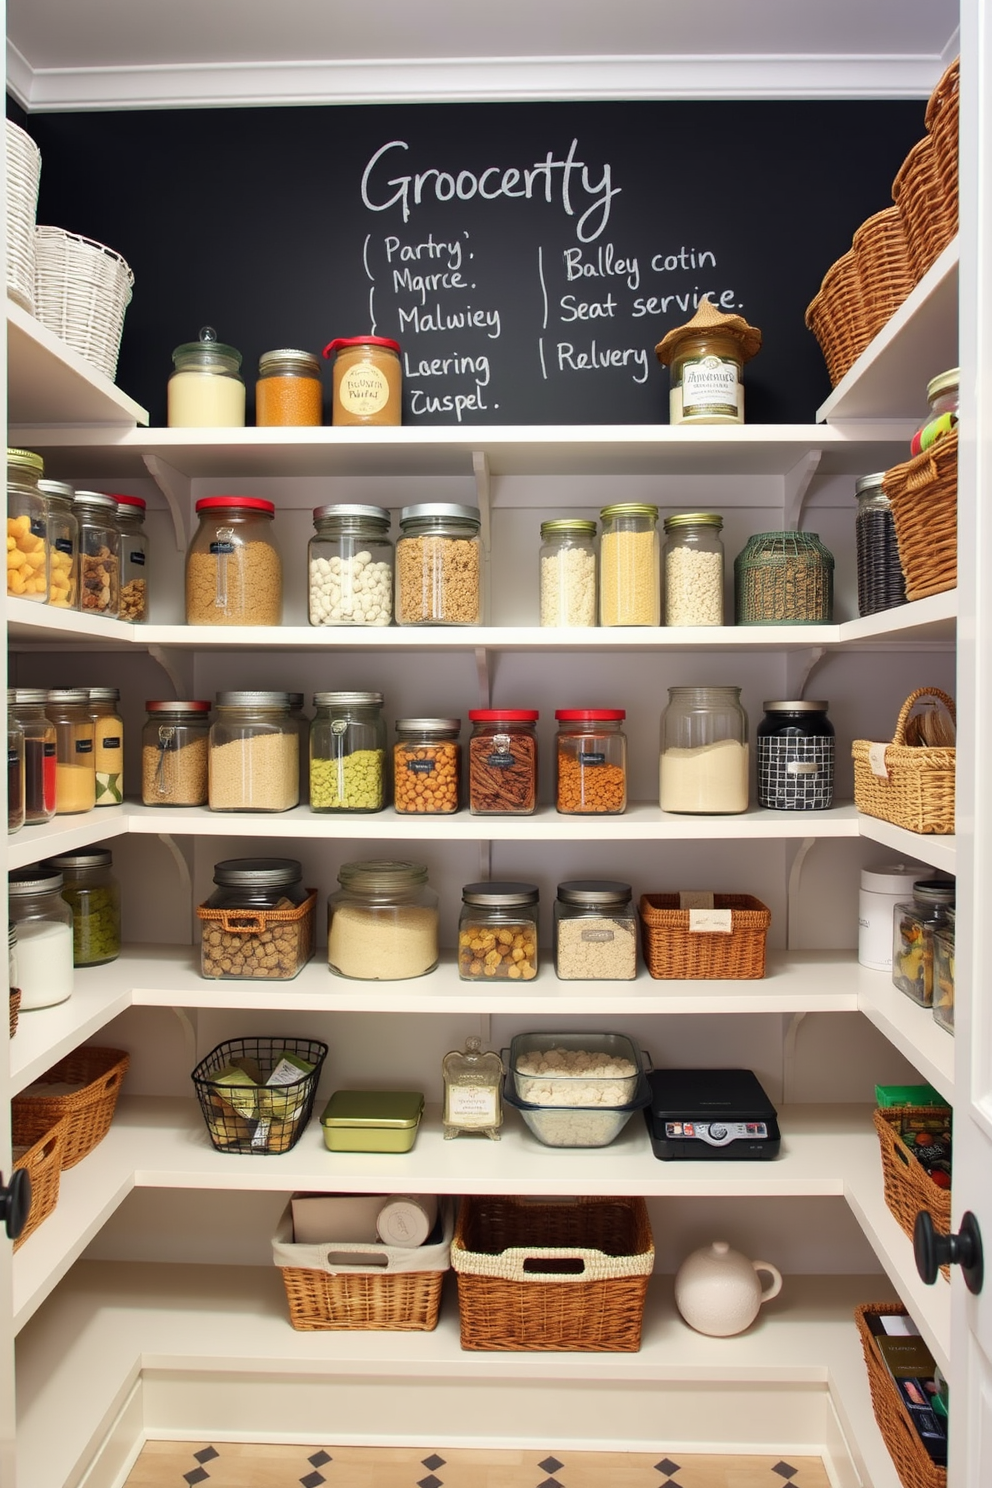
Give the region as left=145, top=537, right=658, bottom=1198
left=393, top=718, right=461, bottom=814
left=7, top=447, right=49, bottom=603
left=458, top=882, right=539, bottom=982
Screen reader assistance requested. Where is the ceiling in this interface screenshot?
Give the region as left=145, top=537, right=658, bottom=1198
left=7, top=0, right=960, bottom=111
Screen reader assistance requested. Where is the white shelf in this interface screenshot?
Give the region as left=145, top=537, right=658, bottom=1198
left=858, top=975, right=955, bottom=1101
left=6, top=806, right=128, bottom=870
left=6, top=297, right=149, bottom=429
left=10, top=974, right=132, bottom=1096
left=857, top=814, right=956, bottom=875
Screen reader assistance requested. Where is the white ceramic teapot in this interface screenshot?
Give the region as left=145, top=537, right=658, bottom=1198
left=674, top=1240, right=783, bottom=1336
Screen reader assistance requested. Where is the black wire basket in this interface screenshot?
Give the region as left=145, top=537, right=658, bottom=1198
left=192, top=1036, right=328, bottom=1154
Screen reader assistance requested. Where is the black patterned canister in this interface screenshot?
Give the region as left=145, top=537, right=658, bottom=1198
left=757, top=701, right=834, bottom=811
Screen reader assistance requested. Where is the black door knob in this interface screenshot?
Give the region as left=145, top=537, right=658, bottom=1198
left=0, top=1168, right=32, bottom=1242
left=915, top=1209, right=984, bottom=1294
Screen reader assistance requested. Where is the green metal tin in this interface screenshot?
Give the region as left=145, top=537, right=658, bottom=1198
left=320, top=1089, right=425, bottom=1152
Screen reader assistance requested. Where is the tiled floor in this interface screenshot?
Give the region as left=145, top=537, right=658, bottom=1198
left=124, top=1442, right=833, bottom=1488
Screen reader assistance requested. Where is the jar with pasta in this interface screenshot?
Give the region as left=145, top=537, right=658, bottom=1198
left=599, top=503, right=659, bottom=626
left=39, top=479, right=79, bottom=609
left=393, top=717, right=460, bottom=814
left=327, top=860, right=438, bottom=980
left=7, top=447, right=49, bottom=603
left=663, top=513, right=724, bottom=626
left=73, top=490, right=120, bottom=617
left=539, top=519, right=597, bottom=627
left=468, top=709, right=538, bottom=815
left=115, top=494, right=149, bottom=621
left=309, top=691, right=385, bottom=812
left=185, top=496, right=282, bottom=625
left=396, top=503, right=482, bottom=625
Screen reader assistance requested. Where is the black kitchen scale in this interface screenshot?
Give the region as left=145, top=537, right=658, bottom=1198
left=645, top=1068, right=781, bottom=1160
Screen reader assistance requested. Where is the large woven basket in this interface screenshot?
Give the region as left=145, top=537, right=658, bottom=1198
left=873, top=1106, right=952, bottom=1277
left=855, top=1303, right=947, bottom=1488
left=892, top=133, right=957, bottom=281
left=804, top=249, right=872, bottom=387
left=34, top=226, right=134, bottom=382
left=884, top=429, right=957, bottom=603
left=13, top=1046, right=129, bottom=1170
left=852, top=689, right=955, bottom=836
left=639, top=894, right=771, bottom=980
left=925, top=57, right=959, bottom=206
left=852, top=207, right=918, bottom=344
left=452, top=1195, right=654, bottom=1352
left=11, top=1108, right=66, bottom=1251
left=6, top=120, right=41, bottom=313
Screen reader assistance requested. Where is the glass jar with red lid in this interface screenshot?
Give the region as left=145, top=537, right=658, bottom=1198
left=185, top=495, right=282, bottom=625
left=468, top=709, right=539, bottom=815
left=323, top=336, right=402, bottom=427
left=555, top=708, right=627, bottom=814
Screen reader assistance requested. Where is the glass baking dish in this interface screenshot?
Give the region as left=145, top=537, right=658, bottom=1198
left=507, top=1032, right=644, bottom=1106
left=503, top=1070, right=651, bottom=1147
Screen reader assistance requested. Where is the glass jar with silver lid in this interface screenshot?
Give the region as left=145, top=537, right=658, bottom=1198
left=458, top=881, right=539, bottom=982
left=554, top=880, right=638, bottom=980
left=395, top=503, right=482, bottom=625
left=308, top=504, right=393, bottom=627
left=310, top=691, right=386, bottom=812
left=208, top=691, right=299, bottom=812
left=73, top=489, right=120, bottom=617
left=38, top=478, right=79, bottom=609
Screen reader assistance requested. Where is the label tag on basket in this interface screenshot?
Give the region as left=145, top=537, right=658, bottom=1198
left=689, top=908, right=733, bottom=933
left=868, top=742, right=890, bottom=779
left=680, top=890, right=715, bottom=910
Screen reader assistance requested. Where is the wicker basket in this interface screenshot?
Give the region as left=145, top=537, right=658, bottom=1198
left=924, top=57, right=959, bottom=218
left=6, top=120, right=41, bottom=313
left=852, top=207, right=918, bottom=343
left=804, top=248, right=872, bottom=387
left=196, top=888, right=317, bottom=981
left=452, top=1195, right=654, bottom=1352
left=272, top=1200, right=452, bottom=1331
left=9, top=988, right=21, bottom=1039
left=873, top=1106, right=952, bottom=1277
left=13, top=1046, right=129, bottom=1170
left=892, top=134, right=957, bottom=281
left=638, top=894, right=771, bottom=980
left=852, top=689, right=955, bottom=836
left=34, top=226, right=134, bottom=382
left=884, top=429, right=957, bottom=603
left=855, top=1303, right=948, bottom=1488
left=11, top=1108, right=66, bottom=1250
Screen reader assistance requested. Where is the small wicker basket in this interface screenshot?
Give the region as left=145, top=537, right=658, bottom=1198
left=5, top=120, right=41, bottom=313
left=804, top=249, right=871, bottom=387
left=873, top=1106, right=952, bottom=1277
left=884, top=429, right=957, bottom=603
left=639, top=894, right=771, bottom=980
left=34, top=225, right=134, bottom=382
left=855, top=1302, right=948, bottom=1488
left=11, top=1108, right=66, bottom=1250
left=892, top=134, right=957, bottom=281
left=852, top=689, right=955, bottom=836
left=852, top=207, right=918, bottom=344
left=12, top=1046, right=129, bottom=1170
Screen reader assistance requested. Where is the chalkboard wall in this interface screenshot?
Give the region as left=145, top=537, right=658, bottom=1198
left=14, top=99, right=924, bottom=426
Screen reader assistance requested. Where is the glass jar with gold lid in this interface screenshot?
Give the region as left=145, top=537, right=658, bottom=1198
left=7, top=447, right=49, bottom=603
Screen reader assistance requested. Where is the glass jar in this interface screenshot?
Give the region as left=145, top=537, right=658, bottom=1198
left=554, top=880, right=638, bottom=981
left=441, top=1036, right=504, bottom=1141
left=8, top=701, right=24, bottom=834
left=255, top=348, right=323, bottom=427
left=43, top=848, right=121, bottom=967
left=168, top=326, right=245, bottom=427
left=8, top=866, right=74, bottom=1009
left=142, top=700, right=211, bottom=806
left=756, top=700, right=834, bottom=811
left=323, top=336, right=402, bottom=427
left=7, top=446, right=49, bottom=603
left=599, top=503, right=660, bottom=626
left=855, top=473, right=906, bottom=617
left=539, top=519, right=597, bottom=627
left=308, top=504, right=394, bottom=627
left=208, top=691, right=299, bottom=812
left=115, top=494, right=149, bottom=622
left=555, top=708, right=627, bottom=814
left=660, top=684, right=749, bottom=815
left=457, top=882, right=539, bottom=982
left=39, top=478, right=79, bottom=609
left=327, top=860, right=439, bottom=980
left=734, top=531, right=834, bottom=625
left=309, top=691, right=386, bottom=812
left=73, top=489, right=120, bottom=617
left=663, top=513, right=725, bottom=626
left=395, top=503, right=482, bottom=625
left=46, top=687, right=96, bottom=814
left=667, top=328, right=744, bottom=424
left=200, top=856, right=312, bottom=980
left=11, top=688, right=57, bottom=824
left=912, top=367, right=959, bottom=455
left=88, top=686, right=124, bottom=807
left=394, top=717, right=460, bottom=814
left=932, top=908, right=955, bottom=1034
left=893, top=879, right=955, bottom=1007
left=468, top=708, right=539, bottom=815
left=185, top=495, right=281, bottom=626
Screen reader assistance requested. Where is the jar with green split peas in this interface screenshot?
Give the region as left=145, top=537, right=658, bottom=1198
left=11, top=688, right=57, bottom=823
left=932, top=908, right=955, bottom=1034
left=46, top=688, right=96, bottom=814
left=8, top=701, right=24, bottom=834
left=43, top=848, right=121, bottom=967
left=39, top=478, right=79, bottom=609
left=892, top=878, right=955, bottom=1007
left=7, top=446, right=49, bottom=602
left=88, top=687, right=124, bottom=806
left=142, top=701, right=210, bottom=807
left=309, top=691, right=385, bottom=812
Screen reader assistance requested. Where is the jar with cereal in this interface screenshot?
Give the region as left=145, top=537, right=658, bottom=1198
left=458, top=882, right=539, bottom=982
left=393, top=718, right=460, bottom=814
left=73, top=490, right=120, bottom=617
left=39, top=479, right=79, bottom=609
left=468, top=708, right=538, bottom=815
left=663, top=513, right=724, bottom=626
left=185, top=496, right=282, bottom=626
left=554, top=880, right=638, bottom=981
left=555, top=709, right=627, bottom=814
left=199, top=857, right=313, bottom=981
left=310, top=691, right=385, bottom=812
left=208, top=691, right=299, bottom=812
left=396, top=503, right=482, bottom=625
left=308, top=504, right=393, bottom=626
left=7, top=447, right=49, bottom=604
left=115, top=494, right=149, bottom=622
left=539, top=519, right=597, bottom=627
left=142, top=700, right=211, bottom=807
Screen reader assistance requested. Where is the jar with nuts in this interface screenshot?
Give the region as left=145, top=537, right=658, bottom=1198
left=308, top=503, right=393, bottom=626
left=198, top=857, right=315, bottom=980
left=73, top=489, right=120, bottom=617
left=393, top=717, right=460, bottom=814
left=458, top=881, right=539, bottom=982
left=115, top=493, right=149, bottom=622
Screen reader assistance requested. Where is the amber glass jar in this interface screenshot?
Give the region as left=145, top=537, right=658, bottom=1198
left=323, top=336, right=402, bottom=426
left=256, top=349, right=323, bottom=427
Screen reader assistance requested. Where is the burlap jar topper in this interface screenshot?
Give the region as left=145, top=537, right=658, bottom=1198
left=655, top=295, right=762, bottom=365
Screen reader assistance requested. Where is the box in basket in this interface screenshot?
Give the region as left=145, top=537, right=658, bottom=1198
left=855, top=1303, right=947, bottom=1488
left=852, top=689, right=955, bottom=837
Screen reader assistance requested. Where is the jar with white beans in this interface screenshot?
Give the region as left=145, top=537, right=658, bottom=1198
left=663, top=512, right=725, bottom=626
left=308, top=504, right=393, bottom=626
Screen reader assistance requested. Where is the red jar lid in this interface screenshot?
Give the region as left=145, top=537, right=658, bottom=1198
left=113, top=493, right=146, bottom=509
left=145, top=699, right=211, bottom=712
left=194, top=496, right=275, bottom=515
left=469, top=709, right=539, bottom=722
left=323, top=336, right=401, bottom=358
left=555, top=709, right=626, bottom=721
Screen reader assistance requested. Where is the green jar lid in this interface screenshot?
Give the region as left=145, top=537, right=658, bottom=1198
left=540, top=519, right=597, bottom=538
left=321, top=1090, right=424, bottom=1129
left=600, top=503, right=658, bottom=520
left=7, top=448, right=44, bottom=475
left=663, top=512, right=723, bottom=531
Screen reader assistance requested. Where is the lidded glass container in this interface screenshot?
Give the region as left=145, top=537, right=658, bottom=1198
left=168, top=326, right=246, bottom=427
left=115, top=494, right=149, bottom=621
left=46, top=687, right=96, bottom=814
left=734, top=531, right=834, bottom=625
left=394, top=717, right=460, bottom=814
left=185, top=495, right=281, bottom=625
left=912, top=367, right=959, bottom=455
left=8, top=699, right=24, bottom=834
left=43, top=848, right=121, bottom=967
left=756, top=700, right=834, bottom=811
left=73, top=489, right=120, bottom=617
left=855, top=473, right=906, bottom=618
left=555, top=708, right=627, bottom=814
left=39, top=478, right=79, bottom=609
left=255, top=349, right=322, bottom=427
left=8, top=866, right=74, bottom=1009
left=396, top=503, right=482, bottom=625
left=327, top=860, right=439, bottom=980
left=663, top=513, right=725, bottom=626
left=88, top=686, right=124, bottom=807
left=539, top=519, right=597, bottom=627
left=200, top=856, right=313, bottom=981
left=142, top=699, right=211, bottom=807
left=441, top=1036, right=504, bottom=1141
left=11, top=687, right=57, bottom=824
left=655, top=300, right=761, bottom=425
left=893, top=878, right=956, bottom=1007
left=932, top=907, right=955, bottom=1034
left=308, top=504, right=393, bottom=627
left=458, top=881, right=539, bottom=982
left=554, top=880, right=638, bottom=981
left=208, top=690, right=299, bottom=812
left=7, top=447, right=49, bottom=603
left=323, top=336, right=402, bottom=427
left=310, top=691, right=386, bottom=813
left=468, top=708, right=539, bottom=815
left=599, top=503, right=660, bottom=626
left=660, top=684, right=749, bottom=815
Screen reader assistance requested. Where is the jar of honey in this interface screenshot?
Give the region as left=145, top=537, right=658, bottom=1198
left=323, top=336, right=402, bottom=426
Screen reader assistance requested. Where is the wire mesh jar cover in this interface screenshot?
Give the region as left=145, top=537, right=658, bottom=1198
left=734, top=531, right=834, bottom=625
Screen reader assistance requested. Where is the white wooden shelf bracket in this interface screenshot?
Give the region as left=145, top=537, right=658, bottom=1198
left=787, top=646, right=828, bottom=700
left=786, top=835, right=817, bottom=951
left=782, top=449, right=822, bottom=531
left=147, top=644, right=194, bottom=699
left=142, top=454, right=191, bottom=552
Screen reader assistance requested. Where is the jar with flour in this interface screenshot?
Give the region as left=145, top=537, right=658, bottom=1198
left=659, top=685, right=749, bottom=814
left=327, top=860, right=439, bottom=980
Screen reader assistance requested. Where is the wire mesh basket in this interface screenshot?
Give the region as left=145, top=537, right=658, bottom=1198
left=734, top=531, right=834, bottom=625
left=192, top=1036, right=327, bottom=1154
left=6, top=120, right=41, bottom=313
left=34, top=225, right=134, bottom=381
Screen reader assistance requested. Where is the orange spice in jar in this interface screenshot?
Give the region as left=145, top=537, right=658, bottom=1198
left=323, top=336, right=402, bottom=427
left=255, top=349, right=323, bottom=426
left=555, top=708, right=627, bottom=814
left=393, top=718, right=461, bottom=814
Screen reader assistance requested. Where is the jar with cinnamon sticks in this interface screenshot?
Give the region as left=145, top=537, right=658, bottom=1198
left=468, top=709, right=538, bottom=815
